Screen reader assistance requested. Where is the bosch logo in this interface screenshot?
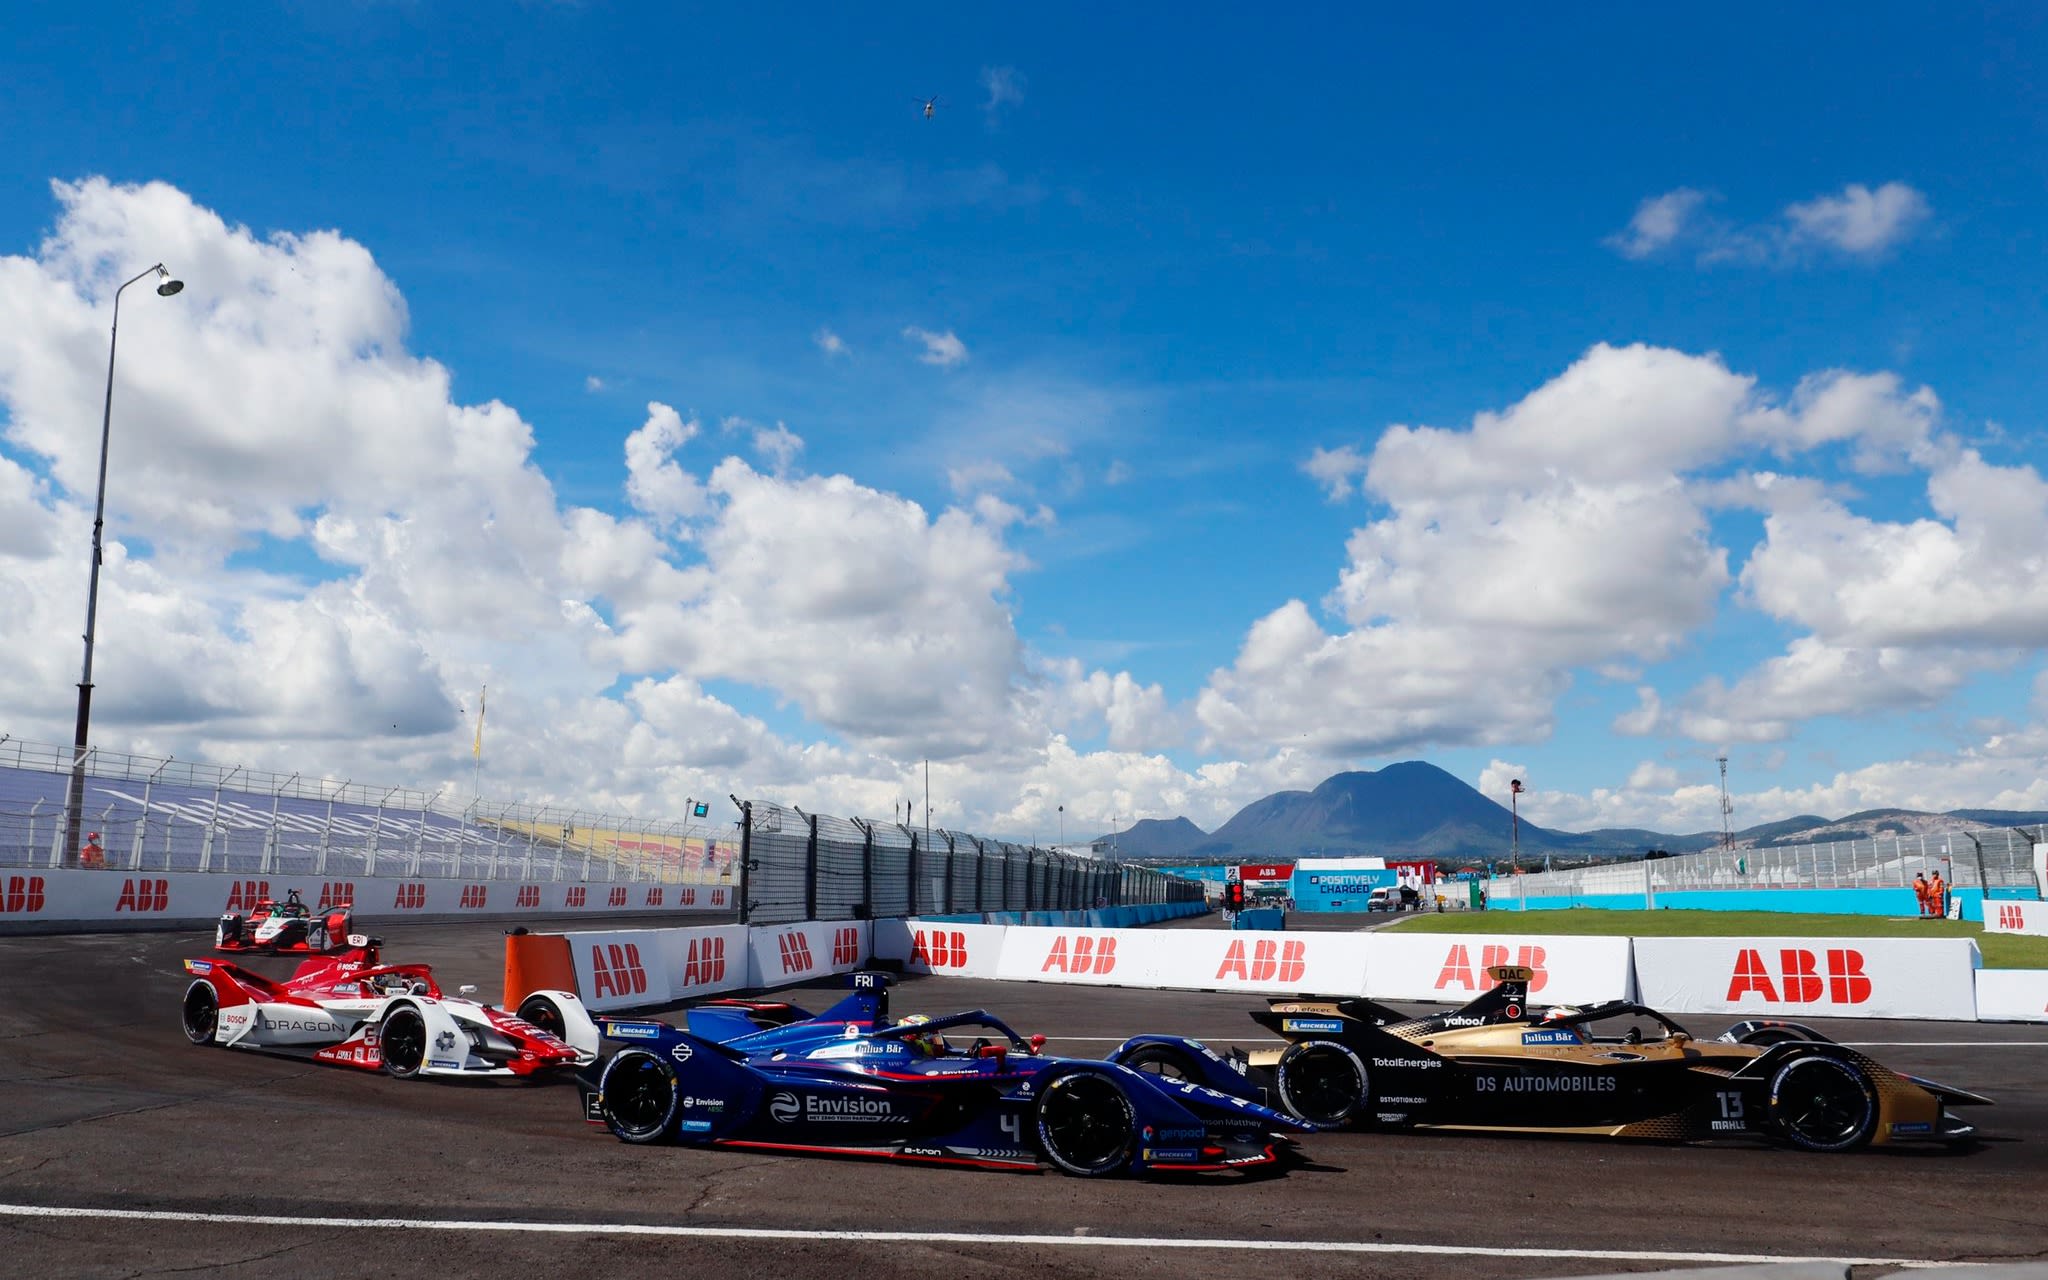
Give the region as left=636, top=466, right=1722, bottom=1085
left=1, top=875, right=47, bottom=914
left=115, top=878, right=171, bottom=913
left=911, top=929, right=970, bottom=970
left=680, top=936, right=726, bottom=986
left=768, top=1092, right=800, bottom=1123
left=516, top=885, right=541, bottom=909
left=589, top=942, right=649, bottom=1001
left=779, top=932, right=816, bottom=974
left=316, top=882, right=354, bottom=910
left=645, top=888, right=664, bottom=907
left=1435, top=944, right=1548, bottom=994
left=457, top=884, right=488, bottom=909
left=608, top=886, right=629, bottom=908
left=679, top=888, right=697, bottom=906
left=1726, top=948, right=1870, bottom=1005
left=1215, top=938, right=1306, bottom=983
left=223, top=881, right=271, bottom=912
left=566, top=887, right=587, bottom=908
left=1040, top=934, right=1118, bottom=975
left=831, top=926, right=860, bottom=967
left=393, top=882, right=428, bottom=910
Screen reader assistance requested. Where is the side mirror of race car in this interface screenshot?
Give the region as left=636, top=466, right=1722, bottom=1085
left=1029, top=1034, right=1046, bottom=1052
left=459, top=985, right=479, bottom=997
left=347, top=934, right=370, bottom=947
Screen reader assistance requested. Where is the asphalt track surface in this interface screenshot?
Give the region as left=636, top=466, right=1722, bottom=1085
left=4, top=917, right=2045, bottom=1279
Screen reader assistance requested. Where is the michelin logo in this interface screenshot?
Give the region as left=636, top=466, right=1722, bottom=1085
left=1282, top=1018, right=1345, bottom=1034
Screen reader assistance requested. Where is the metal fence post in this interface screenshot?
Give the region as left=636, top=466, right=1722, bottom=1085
left=907, top=829, right=921, bottom=915
left=804, top=810, right=820, bottom=921
left=942, top=831, right=956, bottom=913
left=735, top=799, right=754, bottom=925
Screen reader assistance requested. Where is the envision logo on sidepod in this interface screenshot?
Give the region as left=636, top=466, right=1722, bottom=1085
left=768, top=1092, right=800, bottom=1123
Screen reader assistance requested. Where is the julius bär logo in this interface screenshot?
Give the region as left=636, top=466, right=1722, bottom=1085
left=680, top=936, right=726, bottom=986
left=910, top=929, right=970, bottom=970
left=115, top=878, right=171, bottom=912
left=1435, top=944, right=1549, bottom=994
left=779, top=932, right=816, bottom=974
left=566, top=886, right=587, bottom=908
left=457, top=884, right=488, bottom=909
left=1215, top=937, right=1306, bottom=983
left=1, top=875, right=46, bottom=914
left=589, top=943, right=648, bottom=1000
left=831, top=926, right=860, bottom=966
left=224, top=880, right=271, bottom=912
left=316, top=881, right=354, bottom=910
left=393, top=882, right=428, bottom=910
left=1726, top=948, right=1870, bottom=1004
left=645, top=887, right=664, bottom=907
left=515, top=884, right=541, bottom=909
left=607, top=886, right=629, bottom=908
left=1040, top=934, right=1117, bottom=975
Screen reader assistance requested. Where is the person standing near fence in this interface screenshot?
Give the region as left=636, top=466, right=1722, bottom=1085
left=81, top=831, right=105, bottom=869
left=1929, top=868, right=1948, bottom=919
left=1912, top=871, right=1932, bottom=917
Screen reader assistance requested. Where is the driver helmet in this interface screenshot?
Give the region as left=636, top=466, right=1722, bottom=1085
left=897, top=1013, right=946, bottom=1057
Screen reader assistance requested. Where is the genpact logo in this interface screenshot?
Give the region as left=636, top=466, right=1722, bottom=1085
left=768, top=1092, right=800, bottom=1123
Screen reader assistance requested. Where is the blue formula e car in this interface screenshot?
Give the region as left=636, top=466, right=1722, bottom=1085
left=579, top=974, right=1308, bottom=1177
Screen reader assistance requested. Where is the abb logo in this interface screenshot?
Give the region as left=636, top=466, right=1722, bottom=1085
left=515, top=885, right=541, bottom=909
left=1215, top=937, right=1307, bottom=983
left=457, top=884, right=488, bottom=909
left=116, top=878, right=171, bottom=912
left=589, top=943, right=648, bottom=1001
left=679, top=888, right=697, bottom=906
left=608, top=887, right=629, bottom=908
left=711, top=889, right=727, bottom=907
left=679, top=936, right=726, bottom=986
left=645, top=888, right=664, bottom=907
left=566, top=887, right=587, bottom=908
left=1727, top=948, right=1870, bottom=1005
left=1435, top=943, right=1548, bottom=994
left=223, top=881, right=272, bottom=912
left=316, top=882, right=354, bottom=910
left=1998, top=904, right=2027, bottom=930
left=1040, top=934, right=1118, bottom=975
left=392, top=882, right=428, bottom=910
left=779, top=932, right=816, bottom=974
left=831, top=926, right=860, bottom=967
left=1, top=875, right=46, bottom=914
left=910, top=929, right=970, bottom=969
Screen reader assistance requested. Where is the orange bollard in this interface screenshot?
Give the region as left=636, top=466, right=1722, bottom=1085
left=502, top=930, right=577, bottom=1010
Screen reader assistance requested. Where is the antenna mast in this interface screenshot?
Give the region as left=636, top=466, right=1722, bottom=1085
left=1718, top=754, right=1734, bottom=850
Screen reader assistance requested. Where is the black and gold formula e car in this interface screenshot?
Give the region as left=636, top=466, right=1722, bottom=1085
left=1109, top=967, right=1988, bottom=1152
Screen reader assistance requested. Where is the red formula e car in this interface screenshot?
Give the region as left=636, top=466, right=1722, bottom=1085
left=215, top=888, right=353, bottom=953
left=181, top=936, right=599, bottom=1079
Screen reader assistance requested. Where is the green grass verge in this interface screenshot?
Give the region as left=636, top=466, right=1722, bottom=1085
left=1386, top=907, right=2048, bottom=969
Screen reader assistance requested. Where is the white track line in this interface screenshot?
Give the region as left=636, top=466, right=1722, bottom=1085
left=1045, top=1036, right=2048, bottom=1047
left=0, top=1203, right=1982, bottom=1268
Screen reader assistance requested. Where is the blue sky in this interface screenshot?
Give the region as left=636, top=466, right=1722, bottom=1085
left=2, top=5, right=2045, bottom=841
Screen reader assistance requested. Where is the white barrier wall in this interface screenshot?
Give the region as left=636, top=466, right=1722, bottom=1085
left=567, top=924, right=754, bottom=1012
left=995, top=926, right=1152, bottom=987
left=1975, top=969, right=2048, bottom=1023
left=1361, top=933, right=1634, bottom=1005
left=0, top=866, right=727, bottom=927
left=872, top=920, right=1010, bottom=979
left=1984, top=899, right=2048, bottom=936
left=977, top=923, right=1377, bottom=995
left=1633, top=937, right=1980, bottom=1021
left=745, top=919, right=872, bottom=989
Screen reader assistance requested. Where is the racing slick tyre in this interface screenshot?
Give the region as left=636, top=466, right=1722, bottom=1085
left=1273, top=1040, right=1369, bottom=1129
left=181, top=982, right=220, bottom=1046
left=1118, top=1043, right=1201, bottom=1083
left=1768, top=1054, right=1878, bottom=1152
left=1034, top=1071, right=1137, bottom=1177
left=379, top=1004, right=428, bottom=1079
left=516, top=993, right=567, bottom=1039
left=599, top=1049, right=681, bottom=1144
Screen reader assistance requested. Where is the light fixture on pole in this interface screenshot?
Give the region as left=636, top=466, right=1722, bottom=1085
left=1510, top=778, right=1525, bottom=912
left=63, top=263, right=183, bottom=867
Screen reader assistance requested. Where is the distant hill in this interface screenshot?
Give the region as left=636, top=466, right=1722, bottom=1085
left=1097, top=762, right=2048, bottom=864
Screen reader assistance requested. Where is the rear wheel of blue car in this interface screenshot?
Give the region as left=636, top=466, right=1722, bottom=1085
left=1768, top=1055, right=1877, bottom=1152
left=181, top=982, right=219, bottom=1046
left=1275, top=1041, right=1368, bottom=1128
left=601, top=1049, right=681, bottom=1144
left=1035, top=1073, right=1136, bottom=1177
left=379, top=1005, right=427, bottom=1079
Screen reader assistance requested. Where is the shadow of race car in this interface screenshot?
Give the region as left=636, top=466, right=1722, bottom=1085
left=1108, top=965, right=1990, bottom=1152
left=181, top=935, right=599, bottom=1079
left=215, top=888, right=353, bottom=953
left=580, top=972, right=1309, bottom=1176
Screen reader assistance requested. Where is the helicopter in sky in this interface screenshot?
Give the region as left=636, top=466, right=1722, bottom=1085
left=918, top=95, right=942, bottom=119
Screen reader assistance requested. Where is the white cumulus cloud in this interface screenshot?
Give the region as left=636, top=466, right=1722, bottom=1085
left=904, top=325, right=968, bottom=368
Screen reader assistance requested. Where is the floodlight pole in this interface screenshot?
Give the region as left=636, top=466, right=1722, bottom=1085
left=64, top=263, right=183, bottom=867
